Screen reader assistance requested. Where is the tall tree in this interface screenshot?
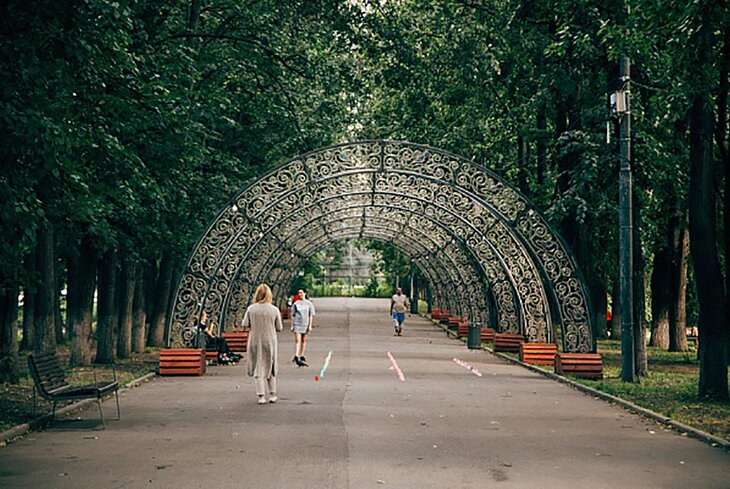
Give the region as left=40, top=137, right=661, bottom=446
left=147, top=253, right=175, bottom=347
left=0, top=285, right=20, bottom=383
left=33, top=220, right=57, bottom=352
left=95, top=250, right=118, bottom=364
left=668, top=215, right=689, bottom=352
left=132, top=266, right=147, bottom=353
left=68, top=239, right=97, bottom=366
left=687, top=0, right=728, bottom=399
left=116, top=261, right=136, bottom=359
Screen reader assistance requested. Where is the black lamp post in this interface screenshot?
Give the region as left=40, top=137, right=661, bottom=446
left=615, top=55, right=636, bottom=382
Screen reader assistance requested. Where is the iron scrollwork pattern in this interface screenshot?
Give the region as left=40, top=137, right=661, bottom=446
left=167, top=141, right=594, bottom=352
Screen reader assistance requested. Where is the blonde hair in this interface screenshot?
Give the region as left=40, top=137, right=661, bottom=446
left=253, top=283, right=273, bottom=304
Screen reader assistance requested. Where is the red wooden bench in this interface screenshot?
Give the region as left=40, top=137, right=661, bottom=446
left=280, top=307, right=290, bottom=320
left=221, top=331, right=249, bottom=354
left=159, top=349, right=206, bottom=376
left=481, top=327, right=496, bottom=343
left=432, top=309, right=451, bottom=323
left=519, top=342, right=558, bottom=366
left=456, top=319, right=469, bottom=338
left=554, top=353, right=603, bottom=379
left=493, top=333, right=524, bottom=353
left=447, top=316, right=462, bottom=334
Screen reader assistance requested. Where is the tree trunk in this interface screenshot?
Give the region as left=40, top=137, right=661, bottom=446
left=0, top=285, right=20, bottom=384
left=34, top=220, right=57, bottom=353
left=147, top=252, right=175, bottom=347
left=649, top=245, right=670, bottom=349
left=132, top=266, right=147, bottom=353
left=592, top=282, right=608, bottom=340
left=689, top=78, right=728, bottom=399
left=69, top=240, right=97, bottom=366
left=720, top=21, right=730, bottom=367
left=54, top=259, right=64, bottom=344
left=554, top=85, right=605, bottom=346
left=669, top=215, right=689, bottom=352
left=143, top=263, right=156, bottom=335
left=611, top=281, right=621, bottom=340
left=65, top=253, right=78, bottom=345
left=20, top=285, right=35, bottom=351
left=536, top=105, right=547, bottom=186
left=517, top=132, right=529, bottom=194
left=633, top=199, right=648, bottom=376
left=95, top=250, right=118, bottom=364
left=116, top=261, right=136, bottom=359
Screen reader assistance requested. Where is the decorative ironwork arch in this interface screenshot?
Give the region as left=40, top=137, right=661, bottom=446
left=167, top=141, right=594, bottom=352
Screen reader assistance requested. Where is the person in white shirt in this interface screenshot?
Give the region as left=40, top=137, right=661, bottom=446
left=290, top=289, right=315, bottom=367
left=390, top=287, right=410, bottom=336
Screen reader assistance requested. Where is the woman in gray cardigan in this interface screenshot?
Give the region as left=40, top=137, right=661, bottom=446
left=243, top=284, right=283, bottom=404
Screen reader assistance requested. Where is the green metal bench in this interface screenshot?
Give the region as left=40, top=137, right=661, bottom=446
left=28, top=351, right=121, bottom=428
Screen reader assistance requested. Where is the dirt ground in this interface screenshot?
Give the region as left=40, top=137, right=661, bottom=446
left=0, top=348, right=159, bottom=432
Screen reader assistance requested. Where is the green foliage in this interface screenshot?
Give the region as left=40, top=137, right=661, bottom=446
left=0, top=0, right=357, bottom=285
left=288, top=256, right=323, bottom=297
left=367, top=241, right=414, bottom=292
left=2, top=0, right=727, bottom=396
left=573, top=340, right=730, bottom=439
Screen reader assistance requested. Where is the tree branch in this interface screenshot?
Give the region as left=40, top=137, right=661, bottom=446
left=164, top=32, right=313, bottom=79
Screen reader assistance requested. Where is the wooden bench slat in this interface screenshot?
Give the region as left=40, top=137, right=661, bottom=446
left=221, top=332, right=248, bottom=353
left=519, top=342, right=558, bottom=366
left=555, top=352, right=603, bottom=379
left=160, top=349, right=205, bottom=353
left=480, top=327, right=496, bottom=343
left=493, top=333, right=524, bottom=352
left=158, top=357, right=205, bottom=362
left=158, top=349, right=206, bottom=376
left=158, top=367, right=206, bottom=375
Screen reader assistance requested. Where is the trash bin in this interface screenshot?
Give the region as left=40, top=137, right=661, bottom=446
left=467, top=322, right=482, bottom=349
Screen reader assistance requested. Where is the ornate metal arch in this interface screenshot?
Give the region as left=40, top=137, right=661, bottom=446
left=167, top=140, right=594, bottom=352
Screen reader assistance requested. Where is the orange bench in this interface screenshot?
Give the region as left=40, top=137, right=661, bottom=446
left=447, top=316, right=462, bottom=333
left=519, top=342, right=558, bottom=366
left=280, top=307, right=290, bottom=320
left=432, top=309, right=451, bottom=323
left=159, top=349, right=206, bottom=376
left=555, top=353, right=603, bottom=379
left=493, top=333, right=524, bottom=353
left=481, top=327, right=496, bottom=343
left=456, top=319, right=469, bottom=337
left=221, top=331, right=249, bottom=354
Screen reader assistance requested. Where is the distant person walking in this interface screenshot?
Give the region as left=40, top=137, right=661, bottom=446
left=291, top=289, right=315, bottom=367
left=243, top=284, right=283, bottom=405
left=390, top=287, right=410, bottom=336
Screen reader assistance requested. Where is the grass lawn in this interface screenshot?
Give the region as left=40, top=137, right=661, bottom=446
left=426, top=318, right=730, bottom=444
left=578, top=340, right=730, bottom=442
left=0, top=346, right=159, bottom=434
left=494, top=340, right=730, bottom=441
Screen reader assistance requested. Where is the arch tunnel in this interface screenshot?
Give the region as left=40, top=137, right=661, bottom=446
left=166, top=140, right=595, bottom=352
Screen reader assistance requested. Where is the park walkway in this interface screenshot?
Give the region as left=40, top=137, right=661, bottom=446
left=1, top=297, right=728, bottom=488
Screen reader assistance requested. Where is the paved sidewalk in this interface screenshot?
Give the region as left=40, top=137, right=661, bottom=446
left=1, top=298, right=728, bottom=488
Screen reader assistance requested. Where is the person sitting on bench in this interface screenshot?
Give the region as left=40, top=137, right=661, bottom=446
left=199, top=311, right=240, bottom=364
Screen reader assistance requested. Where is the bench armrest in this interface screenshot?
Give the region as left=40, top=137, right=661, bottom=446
left=92, top=363, right=118, bottom=384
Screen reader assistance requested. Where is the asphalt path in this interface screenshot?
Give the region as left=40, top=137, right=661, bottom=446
left=1, top=297, right=728, bottom=488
